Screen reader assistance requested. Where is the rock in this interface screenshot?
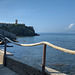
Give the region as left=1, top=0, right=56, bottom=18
left=0, top=29, right=16, bottom=41
left=0, top=23, right=39, bottom=36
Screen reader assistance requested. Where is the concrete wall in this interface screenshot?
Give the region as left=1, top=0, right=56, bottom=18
left=0, top=50, right=49, bottom=75
left=6, top=56, right=49, bottom=75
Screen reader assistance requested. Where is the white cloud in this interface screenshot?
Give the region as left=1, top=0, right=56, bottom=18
left=68, top=23, right=74, bottom=29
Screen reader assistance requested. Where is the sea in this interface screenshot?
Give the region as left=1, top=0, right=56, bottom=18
left=1, top=33, right=75, bottom=73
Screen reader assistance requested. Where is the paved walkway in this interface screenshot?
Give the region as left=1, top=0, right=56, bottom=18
left=0, top=49, right=73, bottom=75
left=0, top=52, right=67, bottom=75
left=0, top=64, right=18, bottom=75
left=0, top=51, right=19, bottom=75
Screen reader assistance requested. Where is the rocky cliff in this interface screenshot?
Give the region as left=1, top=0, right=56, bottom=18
left=0, top=23, right=38, bottom=37
left=0, top=29, right=16, bottom=41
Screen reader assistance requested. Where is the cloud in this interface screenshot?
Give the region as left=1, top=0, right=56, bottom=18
left=68, top=23, right=74, bottom=29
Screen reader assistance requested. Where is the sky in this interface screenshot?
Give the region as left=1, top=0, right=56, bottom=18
left=0, top=0, right=75, bottom=33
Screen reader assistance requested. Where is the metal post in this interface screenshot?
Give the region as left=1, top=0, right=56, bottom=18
left=42, top=44, right=46, bottom=75
left=3, top=39, right=7, bottom=66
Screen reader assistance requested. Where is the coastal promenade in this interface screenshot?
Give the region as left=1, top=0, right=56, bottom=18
left=0, top=50, right=18, bottom=75
left=0, top=37, right=75, bottom=75
left=0, top=64, right=18, bottom=75
left=0, top=49, right=67, bottom=75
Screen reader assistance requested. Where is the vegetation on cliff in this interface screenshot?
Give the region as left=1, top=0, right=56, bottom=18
left=0, top=23, right=39, bottom=37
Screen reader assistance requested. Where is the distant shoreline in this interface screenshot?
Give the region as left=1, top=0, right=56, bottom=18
left=39, top=32, right=75, bottom=35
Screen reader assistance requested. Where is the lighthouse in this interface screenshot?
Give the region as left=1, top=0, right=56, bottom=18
left=15, top=19, right=18, bottom=24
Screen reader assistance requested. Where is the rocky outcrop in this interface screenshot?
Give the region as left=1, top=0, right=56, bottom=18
left=0, top=29, right=16, bottom=41
left=0, top=23, right=39, bottom=36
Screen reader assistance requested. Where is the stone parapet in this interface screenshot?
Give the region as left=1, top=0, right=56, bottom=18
left=6, top=55, right=49, bottom=75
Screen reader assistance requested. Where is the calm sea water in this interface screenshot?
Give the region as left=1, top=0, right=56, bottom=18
left=3, top=33, right=75, bottom=73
